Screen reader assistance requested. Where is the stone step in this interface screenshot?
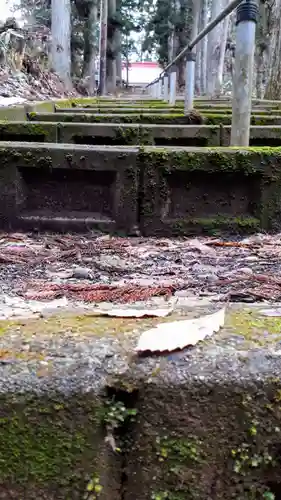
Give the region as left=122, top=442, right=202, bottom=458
left=56, top=106, right=281, bottom=116
left=1, top=301, right=281, bottom=499
left=2, top=122, right=281, bottom=147
left=28, top=111, right=281, bottom=126
left=0, top=143, right=138, bottom=233
left=0, top=143, right=279, bottom=235
left=71, top=101, right=279, bottom=108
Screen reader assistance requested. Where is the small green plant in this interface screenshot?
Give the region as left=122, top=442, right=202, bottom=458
left=84, top=473, right=103, bottom=500
left=102, top=398, right=138, bottom=452
left=103, top=398, right=137, bottom=431
left=231, top=443, right=274, bottom=475
left=155, top=435, right=202, bottom=464
left=263, top=492, right=275, bottom=500
left=151, top=492, right=169, bottom=500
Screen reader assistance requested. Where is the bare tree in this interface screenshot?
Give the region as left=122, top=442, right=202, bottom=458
left=51, top=0, right=72, bottom=89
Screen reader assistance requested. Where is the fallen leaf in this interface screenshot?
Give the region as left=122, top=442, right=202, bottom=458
left=260, top=308, right=281, bottom=317
left=93, top=306, right=174, bottom=318
left=187, top=239, right=217, bottom=256
left=46, top=269, right=74, bottom=279
left=136, top=307, right=226, bottom=353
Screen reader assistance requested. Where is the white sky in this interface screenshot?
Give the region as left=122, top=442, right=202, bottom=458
left=1, top=1, right=14, bottom=21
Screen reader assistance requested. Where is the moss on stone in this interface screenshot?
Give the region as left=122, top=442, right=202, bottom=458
left=0, top=122, right=57, bottom=141
left=225, top=309, right=281, bottom=346
left=0, top=312, right=185, bottom=346
left=0, top=394, right=103, bottom=498
left=170, top=216, right=260, bottom=235
left=0, top=106, right=27, bottom=122
left=139, top=146, right=281, bottom=236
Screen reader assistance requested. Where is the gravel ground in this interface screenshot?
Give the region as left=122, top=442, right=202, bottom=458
left=1, top=231, right=281, bottom=311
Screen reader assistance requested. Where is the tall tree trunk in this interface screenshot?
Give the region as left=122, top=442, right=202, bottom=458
left=168, top=23, right=175, bottom=64
left=214, top=0, right=230, bottom=96
left=191, top=0, right=201, bottom=95
left=199, top=0, right=208, bottom=94
left=206, top=0, right=223, bottom=96
left=82, top=0, right=98, bottom=94
left=115, top=30, right=122, bottom=85
left=264, top=0, right=281, bottom=99
left=51, top=0, right=72, bottom=89
left=115, top=0, right=122, bottom=87
left=107, top=0, right=117, bottom=93
left=99, top=0, right=108, bottom=95
left=255, top=0, right=270, bottom=99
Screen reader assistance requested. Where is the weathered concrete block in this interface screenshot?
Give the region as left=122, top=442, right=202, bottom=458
left=55, top=106, right=184, bottom=115
left=29, top=112, right=204, bottom=125
left=0, top=106, right=26, bottom=121
left=0, top=392, right=121, bottom=500
left=0, top=122, right=57, bottom=143
left=25, top=101, right=55, bottom=113
left=29, top=112, right=281, bottom=127
left=222, top=125, right=281, bottom=147
left=58, top=123, right=141, bottom=146
left=58, top=124, right=221, bottom=147
left=58, top=124, right=281, bottom=148
left=0, top=143, right=138, bottom=232
left=2, top=122, right=281, bottom=149
left=139, top=147, right=281, bottom=236
left=1, top=304, right=281, bottom=499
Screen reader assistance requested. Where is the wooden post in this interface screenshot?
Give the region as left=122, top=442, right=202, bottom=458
left=230, top=0, right=258, bottom=146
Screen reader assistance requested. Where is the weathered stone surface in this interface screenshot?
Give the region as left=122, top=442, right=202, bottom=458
left=3, top=122, right=281, bottom=148
left=0, top=105, right=26, bottom=121
left=28, top=111, right=281, bottom=126
left=139, top=146, right=281, bottom=236
left=0, top=121, right=57, bottom=142
left=0, top=143, right=138, bottom=232
left=1, top=302, right=281, bottom=499
left=58, top=123, right=221, bottom=147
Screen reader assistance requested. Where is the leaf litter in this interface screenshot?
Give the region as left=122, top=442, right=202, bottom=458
left=1, top=232, right=281, bottom=308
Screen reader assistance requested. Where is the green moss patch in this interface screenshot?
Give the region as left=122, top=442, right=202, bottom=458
left=0, top=121, right=57, bottom=142
left=0, top=394, right=109, bottom=499
left=139, top=147, right=281, bottom=236
left=0, top=312, right=182, bottom=342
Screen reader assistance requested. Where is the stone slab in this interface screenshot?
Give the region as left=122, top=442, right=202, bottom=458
left=0, top=143, right=138, bottom=233
left=1, top=302, right=281, bottom=498
left=0, top=121, right=57, bottom=143
left=28, top=112, right=281, bottom=126
left=139, top=146, right=281, bottom=236
left=2, top=123, right=281, bottom=148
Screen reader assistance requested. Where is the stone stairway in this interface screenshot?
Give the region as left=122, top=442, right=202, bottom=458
left=2, top=97, right=281, bottom=500
left=1, top=96, right=281, bottom=235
